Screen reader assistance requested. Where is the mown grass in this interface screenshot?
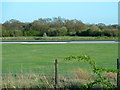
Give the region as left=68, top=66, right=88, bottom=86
left=2, top=43, right=118, bottom=73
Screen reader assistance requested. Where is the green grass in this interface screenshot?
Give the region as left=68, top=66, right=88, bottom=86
left=2, top=43, right=118, bottom=74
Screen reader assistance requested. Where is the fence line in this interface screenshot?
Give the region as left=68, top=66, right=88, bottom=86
left=2, top=59, right=119, bottom=88
left=2, top=63, right=117, bottom=65
left=55, top=59, right=58, bottom=88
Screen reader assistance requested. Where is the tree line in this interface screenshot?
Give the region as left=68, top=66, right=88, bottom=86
left=1, top=17, right=118, bottom=37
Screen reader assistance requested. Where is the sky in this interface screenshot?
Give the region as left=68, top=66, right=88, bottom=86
left=1, top=0, right=119, bottom=2
left=1, top=2, right=118, bottom=25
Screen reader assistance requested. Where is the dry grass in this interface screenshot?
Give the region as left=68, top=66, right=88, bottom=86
left=2, top=73, right=54, bottom=88
left=104, top=72, right=117, bottom=86
left=58, top=68, right=94, bottom=88
left=1, top=69, right=117, bottom=88
left=2, top=69, right=93, bottom=89
left=0, top=76, right=2, bottom=89
left=73, top=68, right=93, bottom=81
left=105, top=72, right=117, bottom=80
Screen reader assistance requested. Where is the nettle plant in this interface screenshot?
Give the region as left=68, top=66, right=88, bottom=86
left=65, top=55, right=118, bottom=89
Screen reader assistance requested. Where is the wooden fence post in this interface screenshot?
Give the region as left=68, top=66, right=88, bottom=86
left=55, top=59, right=58, bottom=88
left=117, top=58, right=120, bottom=88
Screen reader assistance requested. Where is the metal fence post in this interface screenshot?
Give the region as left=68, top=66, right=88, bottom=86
left=55, top=59, right=58, bottom=88
left=117, top=58, right=120, bottom=89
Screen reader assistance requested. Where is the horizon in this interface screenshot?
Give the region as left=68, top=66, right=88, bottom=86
left=2, top=2, right=118, bottom=25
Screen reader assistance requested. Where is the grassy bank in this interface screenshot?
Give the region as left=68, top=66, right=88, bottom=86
left=1, top=36, right=117, bottom=41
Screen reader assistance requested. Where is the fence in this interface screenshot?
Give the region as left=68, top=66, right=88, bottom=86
left=2, top=59, right=120, bottom=88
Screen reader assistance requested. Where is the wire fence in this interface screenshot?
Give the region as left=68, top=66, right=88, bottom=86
left=1, top=60, right=119, bottom=88
left=2, top=62, right=117, bottom=74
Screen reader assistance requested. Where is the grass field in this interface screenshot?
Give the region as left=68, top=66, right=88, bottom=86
left=2, top=43, right=118, bottom=74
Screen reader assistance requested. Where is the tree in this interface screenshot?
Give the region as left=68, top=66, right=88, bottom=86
left=2, top=17, right=118, bottom=37
left=52, top=17, right=65, bottom=28
left=31, top=19, right=50, bottom=36
left=47, top=28, right=58, bottom=36
left=57, top=26, right=67, bottom=36
left=14, top=30, right=23, bottom=37
left=2, top=29, right=10, bottom=37
left=65, top=19, right=87, bottom=36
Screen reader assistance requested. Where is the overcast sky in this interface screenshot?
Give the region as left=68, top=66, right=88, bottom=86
left=2, top=2, right=118, bottom=25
